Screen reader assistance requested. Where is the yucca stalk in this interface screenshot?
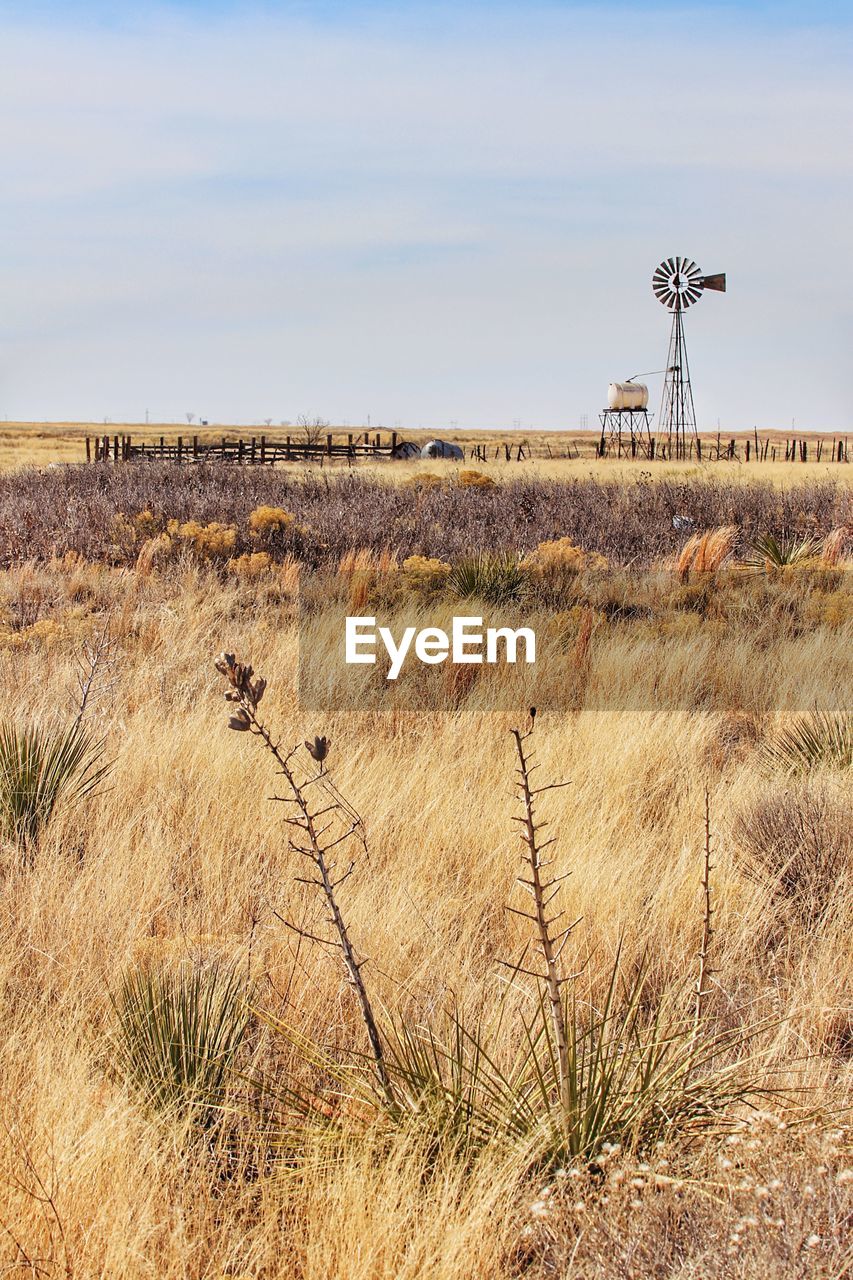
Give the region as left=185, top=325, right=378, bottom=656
left=506, top=727, right=576, bottom=1130
left=214, top=653, right=395, bottom=1110
left=693, top=788, right=715, bottom=1041
left=0, top=720, right=110, bottom=855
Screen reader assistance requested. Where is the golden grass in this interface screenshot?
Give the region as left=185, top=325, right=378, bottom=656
left=1, top=421, right=850, bottom=489
left=0, top=553, right=849, bottom=1276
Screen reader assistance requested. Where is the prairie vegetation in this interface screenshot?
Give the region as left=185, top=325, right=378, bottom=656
left=0, top=462, right=849, bottom=566
left=0, top=458, right=849, bottom=1277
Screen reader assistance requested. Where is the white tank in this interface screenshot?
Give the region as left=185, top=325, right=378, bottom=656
left=607, top=381, right=649, bottom=411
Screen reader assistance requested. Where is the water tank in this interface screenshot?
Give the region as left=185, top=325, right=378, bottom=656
left=607, top=381, right=649, bottom=411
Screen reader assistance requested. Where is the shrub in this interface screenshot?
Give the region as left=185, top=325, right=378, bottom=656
left=458, top=470, right=496, bottom=489
left=761, top=710, right=852, bottom=774
left=742, top=533, right=821, bottom=571
left=226, top=552, right=273, bottom=578
left=266, top=937, right=772, bottom=1166
left=248, top=505, right=295, bottom=536
left=401, top=471, right=444, bottom=490
left=0, top=721, right=110, bottom=856
left=732, top=781, right=851, bottom=923
left=448, top=553, right=524, bottom=604
left=523, top=537, right=608, bottom=574
left=171, top=520, right=237, bottom=557
left=401, top=555, right=451, bottom=599
left=521, top=537, right=608, bottom=607
left=112, top=961, right=250, bottom=1126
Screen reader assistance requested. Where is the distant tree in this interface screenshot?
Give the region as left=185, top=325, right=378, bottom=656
left=297, top=415, right=329, bottom=447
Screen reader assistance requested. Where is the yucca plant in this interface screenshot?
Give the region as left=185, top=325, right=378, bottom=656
left=742, top=532, right=820, bottom=571
left=761, top=709, right=852, bottom=774
left=0, top=720, right=110, bottom=856
left=112, top=961, right=250, bottom=1127
left=447, top=553, right=524, bottom=604
left=259, top=957, right=776, bottom=1166
left=252, top=720, right=780, bottom=1168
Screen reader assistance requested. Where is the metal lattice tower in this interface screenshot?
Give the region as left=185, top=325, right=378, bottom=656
left=652, top=257, right=726, bottom=459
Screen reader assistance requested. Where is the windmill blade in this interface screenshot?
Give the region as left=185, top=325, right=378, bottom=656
left=700, top=272, right=726, bottom=292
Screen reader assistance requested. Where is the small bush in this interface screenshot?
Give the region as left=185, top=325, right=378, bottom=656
left=248, top=505, right=295, bottom=536
left=0, top=720, right=110, bottom=856
left=401, top=554, right=451, bottom=599
left=112, top=961, right=250, bottom=1126
left=762, top=710, right=852, bottom=774
left=732, top=781, right=851, bottom=923
left=226, top=552, right=273, bottom=578
left=447, top=553, right=524, bottom=604
left=743, top=533, right=821, bottom=571
left=170, top=519, right=237, bottom=557
left=458, top=470, right=496, bottom=489
left=521, top=537, right=608, bottom=606
left=401, top=472, right=444, bottom=491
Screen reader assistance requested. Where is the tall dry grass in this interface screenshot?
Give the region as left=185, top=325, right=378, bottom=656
left=0, top=547, right=848, bottom=1276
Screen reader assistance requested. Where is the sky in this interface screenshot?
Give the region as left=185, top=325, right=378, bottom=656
left=1, top=0, right=851, bottom=431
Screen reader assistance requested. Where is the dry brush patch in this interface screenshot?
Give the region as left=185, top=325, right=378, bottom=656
left=0, top=463, right=849, bottom=569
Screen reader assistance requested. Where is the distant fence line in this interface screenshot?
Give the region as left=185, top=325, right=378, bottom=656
left=86, top=431, right=397, bottom=465
left=85, top=430, right=849, bottom=466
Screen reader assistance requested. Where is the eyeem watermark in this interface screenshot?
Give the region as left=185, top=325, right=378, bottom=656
left=345, top=615, right=536, bottom=680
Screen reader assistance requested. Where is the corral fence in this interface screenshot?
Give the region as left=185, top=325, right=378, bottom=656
left=85, top=430, right=849, bottom=466
left=86, top=431, right=399, bottom=465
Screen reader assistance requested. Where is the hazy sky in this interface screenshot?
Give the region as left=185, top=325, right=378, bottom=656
left=1, top=0, right=851, bottom=430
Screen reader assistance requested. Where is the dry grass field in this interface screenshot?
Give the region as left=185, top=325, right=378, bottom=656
left=1, top=420, right=848, bottom=479
left=0, top=430, right=850, bottom=1278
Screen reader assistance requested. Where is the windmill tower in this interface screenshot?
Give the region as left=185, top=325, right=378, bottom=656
left=652, top=257, right=726, bottom=459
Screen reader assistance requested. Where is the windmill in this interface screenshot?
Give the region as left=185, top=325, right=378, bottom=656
left=653, top=257, right=726, bottom=459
